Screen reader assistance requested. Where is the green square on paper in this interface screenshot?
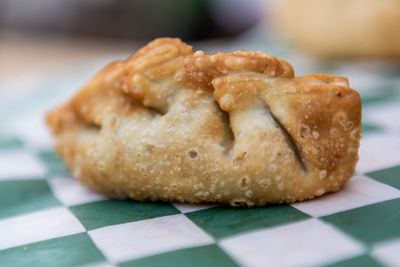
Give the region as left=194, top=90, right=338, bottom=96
left=323, top=254, right=383, bottom=267
left=37, top=150, right=69, bottom=176
left=69, top=199, right=180, bottom=230
left=0, top=233, right=105, bottom=267
left=366, top=165, right=400, bottom=190
left=361, top=122, right=383, bottom=135
left=322, top=198, right=400, bottom=245
left=0, top=179, right=61, bottom=219
left=185, top=205, right=310, bottom=239
left=382, top=65, right=400, bottom=78
left=119, top=244, right=239, bottom=267
left=0, top=136, right=23, bottom=149
left=361, top=84, right=398, bottom=106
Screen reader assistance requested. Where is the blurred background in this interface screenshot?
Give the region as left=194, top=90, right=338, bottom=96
left=0, top=0, right=265, bottom=80
left=1, top=0, right=399, bottom=136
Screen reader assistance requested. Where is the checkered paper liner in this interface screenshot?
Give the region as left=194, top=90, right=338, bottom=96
left=1, top=49, right=400, bottom=267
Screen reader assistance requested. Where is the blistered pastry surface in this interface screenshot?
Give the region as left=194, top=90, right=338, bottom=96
left=47, top=38, right=361, bottom=207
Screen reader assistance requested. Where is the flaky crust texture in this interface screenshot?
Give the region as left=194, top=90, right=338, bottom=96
left=275, top=0, right=400, bottom=57
left=47, top=38, right=362, bottom=207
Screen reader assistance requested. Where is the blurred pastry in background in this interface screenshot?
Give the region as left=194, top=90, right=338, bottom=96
left=273, top=0, right=400, bottom=57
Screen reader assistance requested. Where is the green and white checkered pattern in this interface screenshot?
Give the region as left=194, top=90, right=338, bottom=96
left=1, top=43, right=400, bottom=267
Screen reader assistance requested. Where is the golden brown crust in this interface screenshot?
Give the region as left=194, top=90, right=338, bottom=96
left=46, top=38, right=362, bottom=207
left=181, top=51, right=294, bottom=90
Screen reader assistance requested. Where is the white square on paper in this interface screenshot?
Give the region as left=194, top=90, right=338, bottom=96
left=357, top=133, right=400, bottom=173
left=372, top=239, right=400, bottom=267
left=0, top=150, right=46, bottom=180
left=220, top=219, right=364, bottom=267
left=0, top=207, right=85, bottom=250
left=363, top=102, right=400, bottom=131
left=5, top=114, right=53, bottom=151
left=292, top=176, right=400, bottom=217
left=48, top=176, right=108, bottom=206
left=173, top=203, right=219, bottom=213
left=88, top=214, right=213, bottom=263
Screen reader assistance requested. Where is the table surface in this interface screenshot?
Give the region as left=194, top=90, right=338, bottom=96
left=1, top=31, right=400, bottom=267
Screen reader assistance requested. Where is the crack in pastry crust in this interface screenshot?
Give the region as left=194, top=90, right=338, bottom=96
left=46, top=38, right=362, bottom=207
left=265, top=104, right=308, bottom=173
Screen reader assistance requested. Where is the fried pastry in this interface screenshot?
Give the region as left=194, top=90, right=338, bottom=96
left=275, top=0, right=400, bottom=57
left=46, top=38, right=362, bottom=207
